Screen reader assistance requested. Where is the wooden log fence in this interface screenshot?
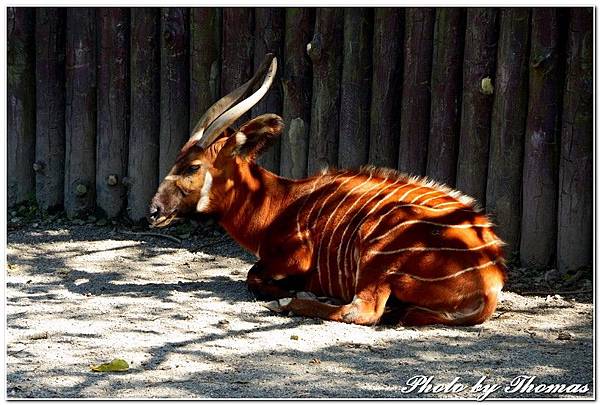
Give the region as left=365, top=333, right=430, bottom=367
left=7, top=8, right=35, bottom=207
left=64, top=8, right=97, bottom=218
left=35, top=7, right=66, bottom=211
left=7, top=7, right=593, bottom=273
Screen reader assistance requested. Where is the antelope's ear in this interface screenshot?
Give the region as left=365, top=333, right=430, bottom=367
left=233, top=114, right=284, bottom=160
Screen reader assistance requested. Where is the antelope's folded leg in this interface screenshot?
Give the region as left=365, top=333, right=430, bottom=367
left=246, top=262, right=295, bottom=300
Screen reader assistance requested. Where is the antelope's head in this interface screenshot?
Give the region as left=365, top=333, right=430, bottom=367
left=148, top=54, right=282, bottom=228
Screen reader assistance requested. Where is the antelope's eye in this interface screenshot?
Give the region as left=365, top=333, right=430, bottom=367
left=185, top=165, right=201, bottom=174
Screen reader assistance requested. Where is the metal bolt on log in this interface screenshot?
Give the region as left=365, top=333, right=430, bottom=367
left=33, top=161, right=44, bottom=172
left=106, top=175, right=118, bottom=186
left=75, top=183, right=87, bottom=196
left=306, top=36, right=321, bottom=61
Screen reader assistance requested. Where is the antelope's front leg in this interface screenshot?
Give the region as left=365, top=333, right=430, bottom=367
left=246, top=261, right=296, bottom=300
left=270, top=285, right=392, bottom=326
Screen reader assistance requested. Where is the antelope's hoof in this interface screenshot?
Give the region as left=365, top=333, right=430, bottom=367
left=262, top=298, right=293, bottom=314
left=262, top=300, right=283, bottom=312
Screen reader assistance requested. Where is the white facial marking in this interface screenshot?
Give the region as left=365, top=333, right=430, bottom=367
left=196, top=171, right=213, bottom=213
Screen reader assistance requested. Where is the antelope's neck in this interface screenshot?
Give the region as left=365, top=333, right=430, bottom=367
left=217, top=163, right=299, bottom=257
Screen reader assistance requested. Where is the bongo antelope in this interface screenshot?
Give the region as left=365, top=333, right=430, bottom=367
left=149, top=54, right=506, bottom=326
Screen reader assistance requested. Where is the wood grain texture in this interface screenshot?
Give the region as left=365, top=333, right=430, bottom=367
left=280, top=8, right=314, bottom=179
left=159, top=8, right=189, bottom=180
left=253, top=8, right=284, bottom=173
left=338, top=8, right=373, bottom=170
left=7, top=7, right=35, bottom=207
left=557, top=8, right=593, bottom=273
left=486, top=8, right=530, bottom=255
left=368, top=8, right=403, bottom=169
left=520, top=8, right=562, bottom=267
left=221, top=8, right=254, bottom=127
left=397, top=8, right=434, bottom=176
left=35, top=7, right=66, bottom=211
left=96, top=8, right=129, bottom=218
left=426, top=8, right=465, bottom=186
left=190, top=8, right=221, bottom=131
left=307, top=8, right=344, bottom=174
left=65, top=8, right=96, bottom=218
left=455, top=8, right=499, bottom=204
left=128, top=8, right=160, bottom=222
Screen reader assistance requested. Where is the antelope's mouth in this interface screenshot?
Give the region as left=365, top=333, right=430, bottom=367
left=150, top=212, right=178, bottom=228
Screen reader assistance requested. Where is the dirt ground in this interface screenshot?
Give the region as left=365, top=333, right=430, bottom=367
left=5, top=220, right=594, bottom=399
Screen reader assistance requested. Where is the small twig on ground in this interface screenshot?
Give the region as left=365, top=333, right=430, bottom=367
left=118, top=230, right=182, bottom=244
left=517, top=289, right=592, bottom=296
left=493, top=311, right=510, bottom=320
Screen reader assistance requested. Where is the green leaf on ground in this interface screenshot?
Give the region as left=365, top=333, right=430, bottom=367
left=90, top=358, right=129, bottom=372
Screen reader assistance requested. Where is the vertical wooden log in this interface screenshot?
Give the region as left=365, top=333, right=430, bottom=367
left=455, top=8, right=499, bottom=204
left=96, top=8, right=129, bottom=218
left=253, top=8, right=284, bottom=173
left=65, top=8, right=96, bottom=218
left=280, top=8, right=314, bottom=179
left=426, top=9, right=464, bottom=186
left=190, top=8, right=221, bottom=131
left=128, top=8, right=160, bottom=222
left=369, top=8, right=403, bottom=169
left=7, top=8, right=35, bottom=207
left=557, top=8, right=593, bottom=273
left=486, top=8, right=530, bottom=256
left=307, top=8, right=344, bottom=174
left=221, top=8, right=254, bottom=125
left=338, top=8, right=373, bottom=169
left=159, top=8, right=189, bottom=180
left=520, top=8, right=562, bottom=267
left=397, top=8, right=434, bottom=176
left=35, top=8, right=65, bottom=211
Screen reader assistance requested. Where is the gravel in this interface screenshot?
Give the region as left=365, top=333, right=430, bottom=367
left=6, top=223, right=593, bottom=399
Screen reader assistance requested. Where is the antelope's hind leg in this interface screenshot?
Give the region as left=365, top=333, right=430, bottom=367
left=273, top=283, right=392, bottom=326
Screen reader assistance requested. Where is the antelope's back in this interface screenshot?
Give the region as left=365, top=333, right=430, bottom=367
left=296, top=166, right=506, bottom=301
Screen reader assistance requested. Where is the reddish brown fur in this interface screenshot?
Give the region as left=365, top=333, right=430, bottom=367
left=151, top=114, right=507, bottom=326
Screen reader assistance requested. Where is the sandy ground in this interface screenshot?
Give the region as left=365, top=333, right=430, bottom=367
left=5, top=223, right=594, bottom=399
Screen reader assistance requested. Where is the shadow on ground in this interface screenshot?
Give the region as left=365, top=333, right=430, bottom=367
left=6, top=224, right=594, bottom=399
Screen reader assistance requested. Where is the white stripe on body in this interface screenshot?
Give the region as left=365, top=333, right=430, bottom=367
left=369, top=220, right=494, bottom=244
left=432, top=201, right=464, bottom=209
left=410, top=189, right=440, bottom=204
left=318, top=174, right=373, bottom=297
left=323, top=175, right=386, bottom=301
left=301, top=173, right=346, bottom=251
left=313, top=173, right=362, bottom=294
left=398, top=185, right=425, bottom=203
left=419, top=193, right=447, bottom=206
left=363, top=203, right=467, bottom=242
left=295, top=178, right=322, bottom=242
left=339, top=181, right=413, bottom=292
left=387, top=259, right=499, bottom=281
left=370, top=239, right=503, bottom=255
